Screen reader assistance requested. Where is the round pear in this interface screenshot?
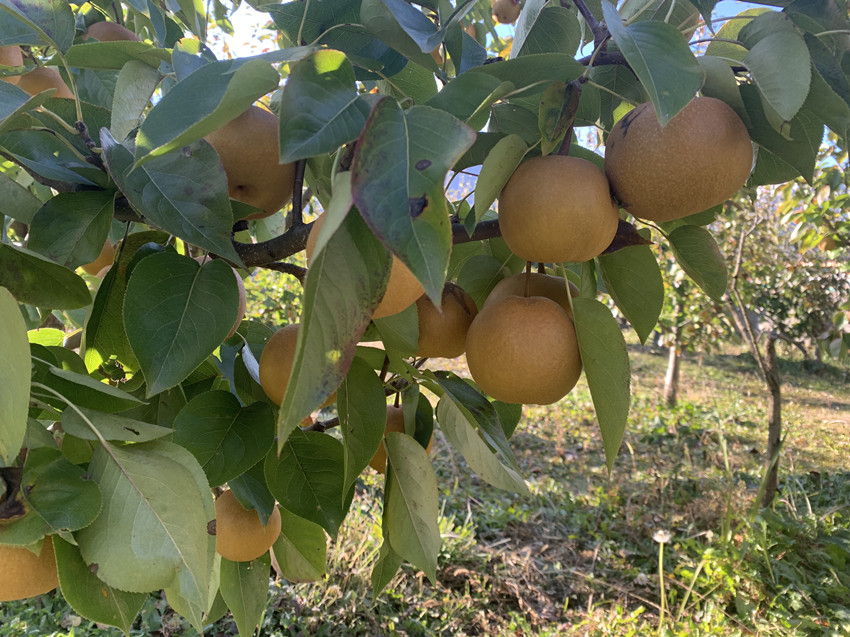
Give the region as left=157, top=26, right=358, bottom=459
left=0, top=539, right=59, bottom=601
left=484, top=272, right=579, bottom=317
left=604, top=96, right=753, bottom=223
left=498, top=155, right=619, bottom=263
left=17, top=67, right=74, bottom=99
left=259, top=324, right=336, bottom=407
left=466, top=295, right=582, bottom=405
left=492, top=0, right=522, bottom=24
left=205, top=105, right=295, bottom=220
left=415, top=282, right=478, bottom=358
left=0, top=46, right=23, bottom=84
left=84, top=22, right=141, bottom=41
left=306, top=214, right=424, bottom=319
left=214, top=490, right=281, bottom=562
left=81, top=239, right=114, bottom=276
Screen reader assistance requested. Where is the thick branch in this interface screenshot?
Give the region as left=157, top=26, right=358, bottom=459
left=452, top=219, right=501, bottom=244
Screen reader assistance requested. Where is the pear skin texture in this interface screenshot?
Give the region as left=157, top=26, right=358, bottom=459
left=259, top=324, right=336, bottom=407
left=17, top=67, right=74, bottom=99
left=0, top=46, right=23, bottom=84
left=416, top=282, right=478, bottom=358
left=214, top=490, right=282, bottom=562
left=205, top=105, right=295, bottom=220
left=498, top=155, right=619, bottom=263
left=492, top=0, right=521, bottom=24
left=484, top=272, right=579, bottom=317
left=0, top=539, right=59, bottom=601
left=465, top=295, right=582, bottom=405
left=306, top=214, right=424, bottom=319
left=604, top=96, right=753, bottom=223
left=81, top=239, right=115, bottom=276
left=83, top=22, right=141, bottom=41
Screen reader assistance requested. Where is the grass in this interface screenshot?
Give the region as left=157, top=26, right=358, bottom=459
left=2, top=340, right=849, bottom=636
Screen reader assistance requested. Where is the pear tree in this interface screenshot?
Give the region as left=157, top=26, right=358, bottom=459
left=0, top=0, right=846, bottom=632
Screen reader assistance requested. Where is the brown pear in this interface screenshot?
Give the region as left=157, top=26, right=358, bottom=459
left=499, top=155, right=619, bottom=263
left=465, top=295, right=582, bottom=405
left=17, top=67, right=74, bottom=99
left=84, top=22, right=141, bottom=42
left=415, top=282, right=478, bottom=358
left=259, top=324, right=336, bottom=407
left=492, top=0, right=522, bottom=24
left=604, top=96, right=753, bottom=223
left=0, top=46, right=23, bottom=84
left=205, top=105, right=295, bottom=220
left=484, top=272, right=579, bottom=317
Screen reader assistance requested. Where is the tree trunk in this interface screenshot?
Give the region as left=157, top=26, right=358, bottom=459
left=664, top=331, right=681, bottom=407
left=761, top=335, right=783, bottom=507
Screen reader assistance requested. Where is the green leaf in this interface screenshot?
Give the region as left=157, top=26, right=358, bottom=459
left=351, top=99, right=475, bottom=302
left=134, top=58, right=280, bottom=162
left=538, top=81, right=581, bottom=156
left=373, top=0, right=476, bottom=53
left=0, top=129, right=107, bottom=186
left=111, top=60, right=162, bottom=142
left=806, top=66, right=850, bottom=141
left=573, top=298, right=630, bottom=471
left=467, top=54, right=584, bottom=95
left=82, top=232, right=169, bottom=374
left=598, top=245, right=664, bottom=344
left=668, top=225, right=728, bottom=301
left=271, top=508, right=327, bottom=583
left=514, top=5, right=581, bottom=58
left=227, top=460, right=277, bottom=526
left=742, top=84, right=820, bottom=185
left=697, top=56, right=749, bottom=124
left=31, top=358, right=145, bottom=413
left=378, top=60, right=438, bottom=104
left=0, top=82, right=48, bottom=133
left=278, top=49, right=372, bottom=163
left=473, top=134, right=526, bottom=225
left=360, top=0, right=438, bottom=70
left=265, top=431, right=349, bottom=538
left=0, top=0, right=75, bottom=52
left=276, top=210, right=390, bottom=448
left=427, top=370, right=520, bottom=471
left=384, top=432, right=440, bottom=583
left=268, top=0, right=407, bottom=81
left=371, top=539, right=402, bottom=596
left=174, top=0, right=206, bottom=39
left=744, top=31, right=811, bottom=123
left=338, top=357, right=388, bottom=496
left=123, top=253, right=240, bottom=396
left=173, top=391, right=275, bottom=487
left=21, top=447, right=101, bottom=533
left=64, top=42, right=172, bottom=70
left=0, top=171, right=42, bottom=224
left=219, top=555, right=270, bottom=637
left=101, top=130, right=243, bottom=264
left=373, top=303, right=419, bottom=356
left=61, top=406, right=174, bottom=442
left=456, top=254, right=509, bottom=308
left=0, top=286, right=29, bottom=465
left=76, top=441, right=215, bottom=604
left=425, top=72, right=511, bottom=129
left=26, top=191, right=115, bottom=269
left=602, top=1, right=703, bottom=126
left=704, top=8, right=767, bottom=61
left=54, top=536, right=148, bottom=635
left=436, top=396, right=528, bottom=493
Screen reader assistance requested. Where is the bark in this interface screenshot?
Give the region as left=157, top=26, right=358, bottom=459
left=663, top=342, right=680, bottom=408
left=761, top=335, right=783, bottom=508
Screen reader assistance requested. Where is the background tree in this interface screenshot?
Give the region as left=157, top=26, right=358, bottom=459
left=0, top=0, right=847, bottom=633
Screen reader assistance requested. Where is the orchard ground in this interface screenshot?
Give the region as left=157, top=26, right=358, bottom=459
left=3, top=324, right=849, bottom=636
